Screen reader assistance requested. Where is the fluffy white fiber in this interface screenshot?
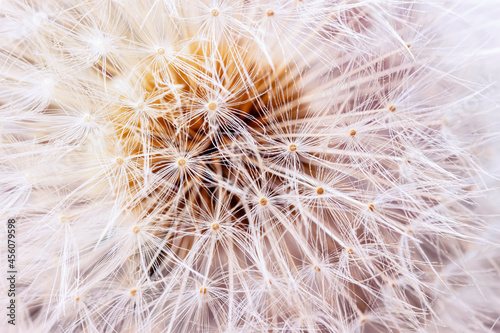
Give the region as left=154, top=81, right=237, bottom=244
left=1, top=0, right=499, bottom=332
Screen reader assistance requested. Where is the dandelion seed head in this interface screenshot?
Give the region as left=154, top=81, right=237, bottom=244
left=1, top=0, right=498, bottom=332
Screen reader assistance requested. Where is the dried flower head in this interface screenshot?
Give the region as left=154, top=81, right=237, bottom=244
left=1, top=0, right=499, bottom=332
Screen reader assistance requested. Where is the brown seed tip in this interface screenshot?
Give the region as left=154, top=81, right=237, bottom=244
left=207, top=102, right=217, bottom=111
left=132, top=225, right=140, bottom=234
left=75, top=297, right=80, bottom=302
left=130, top=289, right=137, bottom=296
left=350, top=129, right=356, bottom=136
left=211, top=222, right=220, bottom=231
left=266, top=9, right=275, bottom=16
left=288, top=143, right=297, bottom=152
left=360, top=316, right=367, bottom=324
left=316, top=187, right=324, bottom=195
left=388, top=105, right=396, bottom=112
left=259, top=197, right=268, bottom=206
left=199, top=287, right=208, bottom=295
left=368, top=204, right=374, bottom=211
left=177, top=158, right=186, bottom=167
left=211, top=9, right=219, bottom=16
left=406, top=43, right=411, bottom=48
left=347, top=248, right=354, bottom=255
left=313, top=265, right=321, bottom=272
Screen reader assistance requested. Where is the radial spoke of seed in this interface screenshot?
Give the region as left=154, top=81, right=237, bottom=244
left=253, top=157, right=375, bottom=212
left=271, top=108, right=387, bottom=127
left=270, top=204, right=334, bottom=261
left=260, top=1, right=367, bottom=91
left=303, top=61, right=415, bottom=104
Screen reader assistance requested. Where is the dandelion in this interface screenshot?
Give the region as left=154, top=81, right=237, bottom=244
left=1, top=0, right=499, bottom=332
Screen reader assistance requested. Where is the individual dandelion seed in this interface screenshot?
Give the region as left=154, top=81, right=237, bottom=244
left=207, top=101, right=217, bottom=111
left=1, top=0, right=499, bottom=333
left=115, top=157, right=125, bottom=165
left=210, top=222, right=220, bottom=231
left=177, top=158, right=187, bottom=167
left=211, top=8, right=219, bottom=17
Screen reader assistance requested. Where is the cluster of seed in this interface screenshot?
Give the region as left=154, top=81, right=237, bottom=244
left=0, top=0, right=487, bottom=332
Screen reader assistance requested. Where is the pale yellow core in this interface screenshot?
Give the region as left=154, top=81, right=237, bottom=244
left=199, top=287, right=208, bottom=294
left=75, top=297, right=80, bottom=302
left=267, top=9, right=275, bottom=16
left=177, top=158, right=186, bottom=167
left=350, top=129, right=357, bottom=136
left=132, top=225, right=140, bottom=234
left=60, top=216, right=67, bottom=223
left=288, top=144, right=297, bottom=152
left=207, top=102, right=217, bottom=111
left=115, top=157, right=124, bottom=165
left=389, top=105, right=396, bottom=112
left=259, top=197, right=268, bottom=206
left=137, top=102, right=145, bottom=109
left=211, top=222, right=220, bottom=231
left=316, top=187, right=324, bottom=195
left=157, top=47, right=165, bottom=55
left=130, top=289, right=137, bottom=296
left=83, top=114, right=91, bottom=122
left=211, top=9, right=219, bottom=16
